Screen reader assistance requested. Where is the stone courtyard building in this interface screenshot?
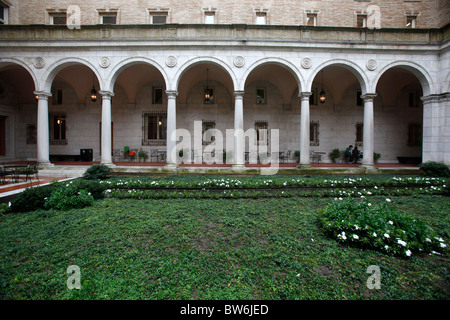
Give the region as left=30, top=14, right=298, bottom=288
left=0, top=0, right=449, bottom=169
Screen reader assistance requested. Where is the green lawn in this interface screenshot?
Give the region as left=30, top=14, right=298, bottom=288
left=0, top=193, right=449, bottom=300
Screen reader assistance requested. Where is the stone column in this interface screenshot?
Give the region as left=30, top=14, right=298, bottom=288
left=361, top=94, right=377, bottom=168
left=421, top=94, right=450, bottom=164
left=165, top=90, right=178, bottom=169
left=233, top=91, right=245, bottom=169
left=100, top=91, right=114, bottom=165
left=298, top=92, right=312, bottom=167
left=34, top=91, right=52, bottom=166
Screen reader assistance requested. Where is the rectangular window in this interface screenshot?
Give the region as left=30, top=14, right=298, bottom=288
left=408, top=123, right=422, bottom=146
left=52, top=89, right=63, bottom=105
left=310, top=87, right=318, bottom=106
left=0, top=5, right=8, bottom=25
left=356, top=91, right=363, bottom=106
left=205, top=12, right=215, bottom=24
left=153, top=87, right=163, bottom=104
left=26, top=124, right=37, bottom=145
left=357, top=15, right=367, bottom=27
left=151, top=14, right=167, bottom=24
left=256, top=12, right=267, bottom=25
left=50, top=113, right=67, bottom=145
left=143, top=112, right=167, bottom=145
left=310, top=121, right=319, bottom=146
left=256, top=88, right=266, bottom=104
left=408, top=91, right=421, bottom=108
left=356, top=123, right=364, bottom=146
left=255, top=121, right=268, bottom=145
left=306, top=13, right=317, bottom=26
left=102, top=15, right=117, bottom=25
left=52, top=15, right=67, bottom=25
left=406, top=16, right=416, bottom=28
left=202, top=121, right=216, bottom=145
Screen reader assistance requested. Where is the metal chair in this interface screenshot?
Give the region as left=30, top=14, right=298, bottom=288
left=279, top=150, right=291, bottom=163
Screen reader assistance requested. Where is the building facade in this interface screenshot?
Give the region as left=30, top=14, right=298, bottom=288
left=0, top=0, right=449, bottom=168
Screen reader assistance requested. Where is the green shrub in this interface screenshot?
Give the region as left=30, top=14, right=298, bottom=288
left=318, top=197, right=447, bottom=257
left=44, top=181, right=94, bottom=210
left=83, top=164, right=111, bottom=180
left=74, top=179, right=107, bottom=200
left=10, top=185, right=54, bottom=213
left=0, top=202, right=10, bottom=215
left=419, top=161, right=450, bottom=177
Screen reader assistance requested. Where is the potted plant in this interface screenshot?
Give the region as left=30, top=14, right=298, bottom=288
left=374, top=152, right=381, bottom=163
left=138, top=149, right=148, bottom=162
left=294, top=150, right=300, bottom=163
left=330, top=148, right=341, bottom=163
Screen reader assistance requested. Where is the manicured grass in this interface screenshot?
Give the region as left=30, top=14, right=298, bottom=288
left=0, top=192, right=448, bottom=300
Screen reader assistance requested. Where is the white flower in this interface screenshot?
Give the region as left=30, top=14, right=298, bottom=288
left=397, top=239, right=407, bottom=247
left=8, top=202, right=11, bottom=207
left=405, top=250, right=412, bottom=257
left=354, top=225, right=360, bottom=230
left=384, top=245, right=389, bottom=250
left=386, top=198, right=391, bottom=202
left=440, top=243, right=447, bottom=248
left=373, top=232, right=377, bottom=237
left=426, top=238, right=431, bottom=242
left=368, top=203, right=372, bottom=207
left=388, top=220, right=393, bottom=225
left=384, top=233, right=390, bottom=238
left=353, top=234, right=359, bottom=240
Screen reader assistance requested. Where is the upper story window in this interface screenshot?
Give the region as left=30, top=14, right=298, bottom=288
left=357, top=14, right=367, bottom=27
left=305, top=10, right=319, bottom=26
left=53, top=15, right=67, bottom=25
left=256, top=12, right=266, bottom=25
left=204, top=11, right=215, bottom=24
left=47, top=9, right=67, bottom=25
left=406, top=16, right=416, bottom=28
left=254, top=9, right=268, bottom=25
left=0, top=1, right=9, bottom=25
left=148, top=9, right=169, bottom=24
left=97, top=9, right=119, bottom=25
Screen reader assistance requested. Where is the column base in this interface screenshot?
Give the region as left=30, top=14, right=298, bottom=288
left=297, top=163, right=311, bottom=169
left=360, top=164, right=378, bottom=174
left=164, top=163, right=178, bottom=171
left=232, top=164, right=246, bottom=172
left=101, top=162, right=116, bottom=168
left=38, top=161, right=54, bottom=168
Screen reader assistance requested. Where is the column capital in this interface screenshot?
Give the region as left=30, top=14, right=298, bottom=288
left=299, top=92, right=312, bottom=100
left=420, top=94, right=450, bottom=104
left=234, top=90, right=245, bottom=98
left=165, top=90, right=178, bottom=98
left=33, top=91, right=52, bottom=100
left=99, top=91, right=114, bottom=99
left=361, top=93, right=377, bottom=102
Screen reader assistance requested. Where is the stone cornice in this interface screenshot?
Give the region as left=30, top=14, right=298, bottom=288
left=0, top=24, right=447, bottom=48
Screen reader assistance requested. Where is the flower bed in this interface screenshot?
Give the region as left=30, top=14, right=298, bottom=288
left=101, top=175, right=448, bottom=199
left=318, top=197, right=447, bottom=258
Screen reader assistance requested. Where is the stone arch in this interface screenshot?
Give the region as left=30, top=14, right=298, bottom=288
left=373, top=61, right=433, bottom=96
left=175, top=57, right=237, bottom=104
left=0, top=58, right=38, bottom=91
left=108, top=57, right=170, bottom=94
left=307, top=59, right=369, bottom=94
left=42, top=57, right=103, bottom=93
left=241, top=57, right=305, bottom=93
